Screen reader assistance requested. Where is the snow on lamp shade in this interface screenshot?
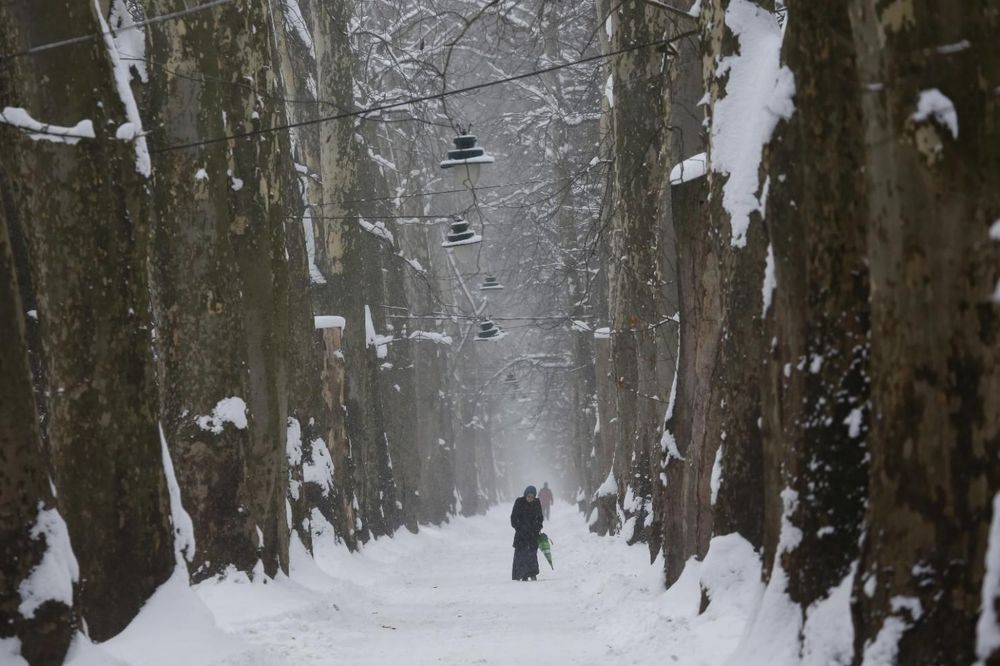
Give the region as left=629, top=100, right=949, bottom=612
left=439, top=134, right=494, bottom=189
left=474, top=320, right=503, bottom=342
left=480, top=275, right=503, bottom=291
left=441, top=217, right=482, bottom=262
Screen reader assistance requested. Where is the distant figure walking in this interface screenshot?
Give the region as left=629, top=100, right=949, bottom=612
left=538, top=482, right=554, bottom=521
left=510, top=485, right=544, bottom=581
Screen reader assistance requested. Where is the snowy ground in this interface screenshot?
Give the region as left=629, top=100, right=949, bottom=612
left=64, top=502, right=760, bottom=666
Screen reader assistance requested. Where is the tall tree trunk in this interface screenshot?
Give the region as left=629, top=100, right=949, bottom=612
left=654, top=0, right=707, bottom=575
left=311, top=0, right=397, bottom=542
left=763, top=0, right=870, bottom=626
left=661, top=170, right=717, bottom=584
left=848, top=1, right=1000, bottom=662
left=608, top=0, right=679, bottom=545
left=658, top=0, right=770, bottom=587
left=147, top=0, right=292, bottom=580
left=1, top=0, right=175, bottom=638
left=541, top=0, right=599, bottom=509
left=0, top=205, right=77, bottom=666
left=223, top=0, right=295, bottom=574
left=313, top=324, right=360, bottom=549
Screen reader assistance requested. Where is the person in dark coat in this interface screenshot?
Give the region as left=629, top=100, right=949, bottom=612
left=510, top=485, right=544, bottom=581
left=538, top=482, right=554, bottom=520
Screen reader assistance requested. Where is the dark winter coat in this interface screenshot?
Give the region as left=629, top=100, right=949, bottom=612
left=510, top=496, right=543, bottom=549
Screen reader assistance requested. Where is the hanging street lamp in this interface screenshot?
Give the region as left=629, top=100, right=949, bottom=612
left=479, top=275, right=503, bottom=291
left=441, top=216, right=482, bottom=263
left=439, top=132, right=495, bottom=190
left=474, top=319, right=504, bottom=341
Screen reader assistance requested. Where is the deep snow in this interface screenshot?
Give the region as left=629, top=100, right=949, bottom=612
left=61, top=503, right=759, bottom=666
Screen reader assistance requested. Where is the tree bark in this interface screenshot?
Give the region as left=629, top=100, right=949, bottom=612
left=762, top=0, right=870, bottom=618
left=0, top=201, right=77, bottom=666
left=1, top=0, right=175, bottom=638
left=146, top=0, right=293, bottom=580
left=607, top=0, right=679, bottom=545
left=848, top=1, right=1000, bottom=662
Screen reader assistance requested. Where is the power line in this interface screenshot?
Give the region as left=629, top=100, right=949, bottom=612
left=0, top=0, right=233, bottom=61
left=303, top=213, right=455, bottom=220
left=150, top=32, right=698, bottom=154
left=308, top=177, right=548, bottom=208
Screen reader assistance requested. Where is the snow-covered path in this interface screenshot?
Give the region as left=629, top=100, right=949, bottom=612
left=72, top=502, right=760, bottom=666
left=211, top=503, right=667, bottom=665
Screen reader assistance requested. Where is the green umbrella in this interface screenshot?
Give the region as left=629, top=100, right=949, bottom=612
left=538, top=532, right=554, bottom=569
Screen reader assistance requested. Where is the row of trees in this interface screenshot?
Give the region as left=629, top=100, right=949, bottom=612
left=2, top=0, right=997, bottom=664
left=1, top=0, right=516, bottom=662
left=572, top=0, right=1000, bottom=663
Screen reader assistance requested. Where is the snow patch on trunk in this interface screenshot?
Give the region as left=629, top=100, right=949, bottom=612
left=195, top=397, right=248, bottom=434
left=281, top=0, right=315, bottom=59
left=287, top=418, right=303, bottom=501
left=94, top=0, right=151, bottom=176
left=762, top=242, right=776, bottom=316
left=594, top=470, right=617, bottom=498
left=710, top=0, right=795, bottom=247
left=160, top=424, right=196, bottom=564
left=976, top=492, right=1000, bottom=662
left=17, top=504, right=79, bottom=618
left=912, top=88, right=958, bottom=139
left=710, top=445, right=724, bottom=505
left=303, top=438, right=335, bottom=496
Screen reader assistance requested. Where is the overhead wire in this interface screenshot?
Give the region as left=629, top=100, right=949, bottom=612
left=148, top=32, right=699, bottom=154
left=0, top=0, right=234, bottom=60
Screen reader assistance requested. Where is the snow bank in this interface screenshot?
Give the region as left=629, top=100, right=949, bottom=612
left=710, top=0, right=795, bottom=247
left=701, top=533, right=763, bottom=617
left=724, top=488, right=805, bottom=666
left=801, top=565, right=856, bottom=665
left=0, top=638, right=27, bottom=666
left=66, top=570, right=243, bottom=666
left=67, top=504, right=766, bottom=665
left=17, top=504, right=79, bottom=618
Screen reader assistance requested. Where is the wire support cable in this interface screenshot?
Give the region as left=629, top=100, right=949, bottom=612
left=149, top=31, right=698, bottom=154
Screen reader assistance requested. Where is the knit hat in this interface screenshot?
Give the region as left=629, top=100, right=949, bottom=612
left=524, top=485, right=537, bottom=497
